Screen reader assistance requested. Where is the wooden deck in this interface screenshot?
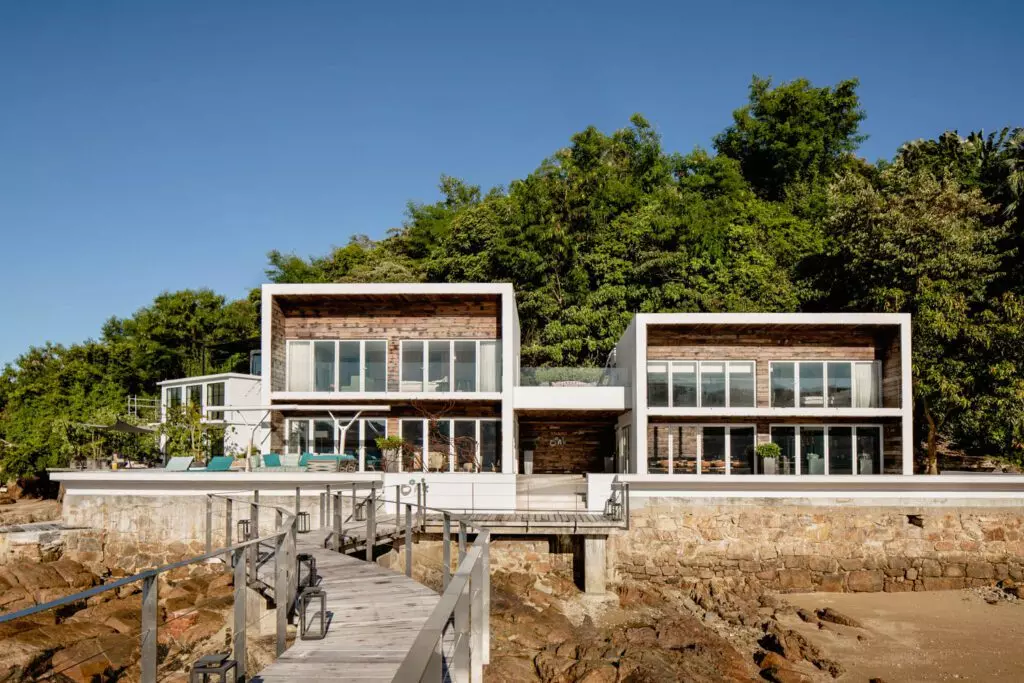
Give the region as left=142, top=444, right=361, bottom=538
left=423, top=511, right=625, bottom=535
left=252, top=530, right=439, bottom=682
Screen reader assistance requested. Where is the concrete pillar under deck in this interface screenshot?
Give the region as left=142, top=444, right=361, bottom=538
left=582, top=535, right=607, bottom=594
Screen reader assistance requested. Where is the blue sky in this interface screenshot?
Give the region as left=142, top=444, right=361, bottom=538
left=1, top=0, right=1022, bottom=366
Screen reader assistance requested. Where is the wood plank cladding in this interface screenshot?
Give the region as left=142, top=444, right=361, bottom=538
left=519, top=420, right=615, bottom=474
left=647, top=325, right=901, bottom=408
left=270, top=299, right=286, bottom=393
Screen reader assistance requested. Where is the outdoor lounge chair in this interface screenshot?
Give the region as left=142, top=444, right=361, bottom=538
left=261, top=453, right=282, bottom=468
left=164, top=456, right=194, bottom=471
left=305, top=455, right=342, bottom=472
left=204, top=456, right=235, bottom=472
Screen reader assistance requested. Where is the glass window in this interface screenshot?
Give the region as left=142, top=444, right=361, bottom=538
left=166, top=386, right=182, bottom=409
left=428, top=341, right=451, bottom=392
left=673, top=425, right=699, bottom=474
left=729, top=427, right=756, bottom=475
left=856, top=427, right=881, bottom=475
left=402, top=420, right=425, bottom=471
left=186, top=384, right=202, bottom=407
left=402, top=341, right=425, bottom=391
left=287, top=420, right=309, bottom=454
left=480, top=421, right=500, bottom=472
left=771, top=426, right=797, bottom=475
left=453, top=420, right=477, bottom=471
left=647, top=424, right=669, bottom=473
left=312, top=419, right=335, bottom=454
left=479, top=341, right=501, bottom=392
left=453, top=341, right=477, bottom=392
left=341, top=421, right=359, bottom=458
left=428, top=420, right=451, bottom=472
left=854, top=362, right=880, bottom=408
left=364, top=341, right=387, bottom=392
left=700, top=362, right=727, bottom=408
left=339, top=342, right=361, bottom=392
left=770, top=362, right=796, bottom=408
left=287, top=341, right=312, bottom=392
left=728, top=362, right=756, bottom=407
left=828, top=426, right=853, bottom=474
left=647, top=362, right=669, bottom=407
left=249, top=350, right=262, bottom=376
left=700, top=427, right=727, bottom=474
left=800, top=426, right=825, bottom=475
left=206, top=382, right=225, bottom=420
left=799, top=362, right=824, bottom=407
left=670, top=362, right=697, bottom=407
left=827, top=362, right=852, bottom=408
left=364, top=419, right=387, bottom=470
left=314, top=341, right=336, bottom=392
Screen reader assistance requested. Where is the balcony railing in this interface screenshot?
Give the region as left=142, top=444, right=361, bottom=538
left=519, top=367, right=629, bottom=387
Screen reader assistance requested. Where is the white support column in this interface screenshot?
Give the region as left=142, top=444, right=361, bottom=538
left=500, top=286, right=517, bottom=473
left=900, top=317, right=914, bottom=475
left=634, top=318, right=648, bottom=475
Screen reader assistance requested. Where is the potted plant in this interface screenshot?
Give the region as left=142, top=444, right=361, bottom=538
left=375, top=436, right=405, bottom=472
left=806, top=452, right=824, bottom=474
left=756, top=442, right=781, bottom=475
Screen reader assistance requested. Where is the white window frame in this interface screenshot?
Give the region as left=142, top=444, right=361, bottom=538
left=398, top=339, right=501, bottom=394
left=768, top=424, right=884, bottom=475
left=769, top=360, right=882, bottom=409
left=284, top=416, right=388, bottom=471
left=694, top=424, right=757, bottom=475
left=398, top=417, right=501, bottom=472
left=285, top=339, right=388, bottom=393
left=163, top=381, right=227, bottom=423
left=646, top=360, right=757, bottom=408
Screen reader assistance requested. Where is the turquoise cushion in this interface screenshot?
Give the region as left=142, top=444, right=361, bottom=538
left=262, top=453, right=281, bottom=468
left=299, top=452, right=313, bottom=468
left=206, top=456, right=234, bottom=472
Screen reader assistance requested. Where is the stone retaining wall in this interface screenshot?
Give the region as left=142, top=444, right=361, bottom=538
left=609, top=498, right=1024, bottom=592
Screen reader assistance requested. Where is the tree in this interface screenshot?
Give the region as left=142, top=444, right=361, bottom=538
left=823, top=164, right=1006, bottom=472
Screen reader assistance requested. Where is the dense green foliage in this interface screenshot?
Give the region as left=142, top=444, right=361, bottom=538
left=2, top=75, right=1022, bottom=477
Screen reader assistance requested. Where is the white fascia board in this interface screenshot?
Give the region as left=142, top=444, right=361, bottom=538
left=638, top=312, right=910, bottom=327
left=270, top=391, right=502, bottom=402
left=513, top=386, right=627, bottom=411
left=158, top=373, right=260, bottom=387
left=262, top=282, right=514, bottom=297
left=645, top=407, right=904, bottom=419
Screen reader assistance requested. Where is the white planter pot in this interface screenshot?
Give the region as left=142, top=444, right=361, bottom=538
left=762, top=458, right=777, bottom=475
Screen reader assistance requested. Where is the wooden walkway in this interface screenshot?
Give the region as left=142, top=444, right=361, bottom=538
left=252, top=529, right=439, bottom=682
left=423, top=511, right=624, bottom=535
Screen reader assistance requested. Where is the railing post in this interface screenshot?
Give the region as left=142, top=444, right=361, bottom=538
left=453, top=580, right=470, bottom=681
left=325, top=484, right=332, bottom=524
left=333, top=491, right=343, bottom=552
left=274, top=510, right=287, bottom=656
left=624, top=482, right=630, bottom=530
left=249, top=491, right=259, bottom=585
left=458, top=520, right=467, bottom=565
left=420, top=479, right=427, bottom=529
left=471, top=556, right=483, bottom=683
left=319, top=491, right=326, bottom=529
left=405, top=503, right=413, bottom=578
left=233, top=546, right=247, bottom=681
left=224, top=498, right=233, bottom=563
left=205, top=494, right=213, bottom=554
left=442, top=513, right=451, bottom=591
left=482, top=536, right=491, bottom=664
left=140, top=573, right=158, bottom=683
left=366, top=485, right=377, bottom=562
left=395, top=484, right=401, bottom=523
left=295, top=486, right=301, bottom=516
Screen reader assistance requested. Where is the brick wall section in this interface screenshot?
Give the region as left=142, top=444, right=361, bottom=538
left=519, top=421, right=615, bottom=473
left=647, top=327, right=890, bottom=407
left=610, top=499, right=1024, bottom=592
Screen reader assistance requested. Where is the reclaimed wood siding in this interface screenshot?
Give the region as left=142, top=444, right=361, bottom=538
left=647, top=328, right=889, bottom=407
left=880, top=331, right=902, bottom=408
left=519, top=421, right=615, bottom=474
left=270, top=299, right=287, bottom=392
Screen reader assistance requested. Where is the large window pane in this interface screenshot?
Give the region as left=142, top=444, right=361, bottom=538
left=771, top=363, right=796, bottom=408
left=453, top=420, right=477, bottom=471
left=341, top=421, right=359, bottom=459
left=314, top=341, right=336, bottom=392
left=479, top=341, right=501, bottom=392
left=339, top=341, right=361, bottom=392
left=700, top=363, right=727, bottom=408
left=647, top=362, right=669, bottom=407
left=728, top=362, right=755, bottom=407
left=480, top=421, right=500, bottom=472
left=166, top=387, right=182, bottom=408
left=206, top=382, right=225, bottom=420
left=402, top=420, right=425, bottom=471
left=364, top=420, right=387, bottom=470
left=287, top=342, right=312, bottom=392
left=856, top=427, right=881, bottom=475
left=428, top=341, right=451, bottom=392
left=800, top=427, right=825, bottom=475
left=313, top=418, right=335, bottom=454
left=729, top=427, right=756, bottom=475
left=453, top=341, right=477, bottom=392
left=827, top=362, right=852, bottom=408
left=402, top=341, right=425, bottom=391
left=186, top=384, right=202, bottom=407
left=673, top=425, right=699, bottom=474
left=647, top=424, right=669, bottom=473
left=364, top=341, right=387, bottom=392
left=828, top=426, right=853, bottom=474
left=287, top=420, right=308, bottom=454
left=670, top=362, right=697, bottom=407
left=428, top=420, right=451, bottom=472
left=771, top=427, right=797, bottom=475
left=854, top=362, right=880, bottom=407
left=701, top=427, right=727, bottom=474
left=799, top=362, right=824, bottom=407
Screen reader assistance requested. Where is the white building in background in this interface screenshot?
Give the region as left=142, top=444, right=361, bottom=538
left=157, top=373, right=267, bottom=456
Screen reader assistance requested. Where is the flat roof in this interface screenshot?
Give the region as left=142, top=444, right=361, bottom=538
left=263, top=282, right=515, bottom=297
left=638, top=312, right=909, bottom=326
left=158, top=373, right=261, bottom=386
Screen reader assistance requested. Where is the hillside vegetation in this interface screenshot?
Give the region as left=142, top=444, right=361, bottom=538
left=2, top=76, right=1023, bottom=476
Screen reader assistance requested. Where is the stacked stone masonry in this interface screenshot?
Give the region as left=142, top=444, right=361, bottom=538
left=609, top=499, right=1024, bottom=592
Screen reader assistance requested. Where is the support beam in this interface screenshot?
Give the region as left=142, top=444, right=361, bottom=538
left=582, top=535, right=607, bottom=594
